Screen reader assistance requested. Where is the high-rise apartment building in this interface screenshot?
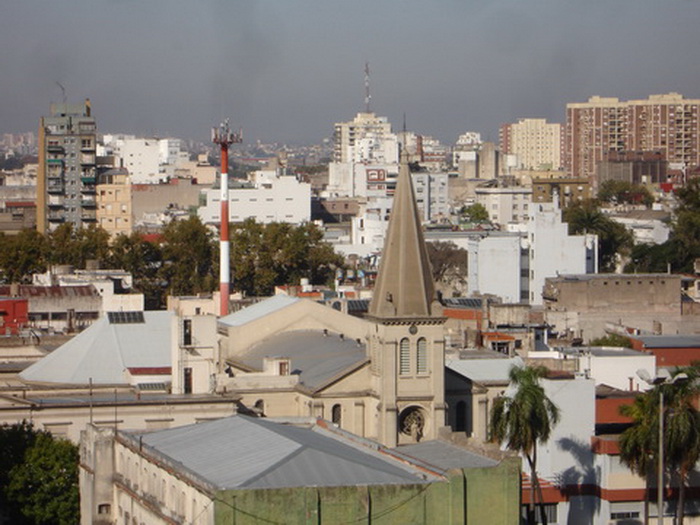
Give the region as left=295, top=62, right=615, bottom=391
left=37, top=100, right=97, bottom=233
left=333, top=112, right=398, bottom=164
left=565, top=93, right=700, bottom=183
left=499, top=118, right=563, bottom=170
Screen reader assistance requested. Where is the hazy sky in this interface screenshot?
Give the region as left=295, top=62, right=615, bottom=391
left=2, top=1, right=700, bottom=145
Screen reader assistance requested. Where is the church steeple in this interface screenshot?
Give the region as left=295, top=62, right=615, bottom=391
left=368, top=148, right=436, bottom=319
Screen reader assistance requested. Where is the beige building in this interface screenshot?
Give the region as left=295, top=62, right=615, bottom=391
left=333, top=112, right=398, bottom=164
left=500, top=118, right=563, bottom=171
left=96, top=168, right=132, bottom=236
left=565, top=93, right=700, bottom=183
left=217, top=151, right=446, bottom=447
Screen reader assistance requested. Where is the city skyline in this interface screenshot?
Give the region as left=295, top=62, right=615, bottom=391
left=2, top=1, right=700, bottom=144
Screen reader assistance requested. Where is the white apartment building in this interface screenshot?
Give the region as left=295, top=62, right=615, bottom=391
left=333, top=112, right=398, bottom=164
left=327, top=112, right=400, bottom=198
left=426, top=201, right=597, bottom=305
left=475, top=186, right=533, bottom=226
left=198, top=170, right=311, bottom=225
left=500, top=118, right=563, bottom=171
left=413, top=172, right=450, bottom=222
left=327, top=163, right=398, bottom=199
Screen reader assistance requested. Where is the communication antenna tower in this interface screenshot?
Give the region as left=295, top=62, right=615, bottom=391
left=212, top=119, right=243, bottom=317
left=364, top=62, right=371, bottom=113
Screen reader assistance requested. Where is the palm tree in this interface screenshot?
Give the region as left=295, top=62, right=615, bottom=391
left=620, top=366, right=700, bottom=525
left=619, top=393, right=657, bottom=523
left=663, top=367, right=700, bottom=525
left=490, top=365, right=560, bottom=525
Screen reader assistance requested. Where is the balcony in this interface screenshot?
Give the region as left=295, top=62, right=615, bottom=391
left=47, top=144, right=64, bottom=153
left=47, top=158, right=64, bottom=165
left=80, top=184, right=96, bottom=195
left=81, top=175, right=96, bottom=185
left=80, top=154, right=95, bottom=165
left=47, top=182, right=64, bottom=194
left=48, top=196, right=64, bottom=208
left=81, top=197, right=97, bottom=208
left=48, top=211, right=65, bottom=222
left=81, top=211, right=97, bottom=222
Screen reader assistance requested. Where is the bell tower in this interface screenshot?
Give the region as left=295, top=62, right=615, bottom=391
left=367, top=148, right=446, bottom=447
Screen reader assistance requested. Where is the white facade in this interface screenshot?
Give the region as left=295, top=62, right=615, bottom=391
left=609, top=214, right=671, bottom=245
left=327, top=162, right=398, bottom=199
left=198, top=171, right=311, bottom=225
left=412, top=173, right=449, bottom=222
left=115, top=138, right=162, bottom=184
left=427, top=202, right=597, bottom=305
left=475, top=186, right=533, bottom=226
left=333, top=112, right=398, bottom=164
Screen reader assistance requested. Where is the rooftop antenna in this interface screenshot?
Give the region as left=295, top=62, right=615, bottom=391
left=403, top=112, right=407, bottom=133
left=364, top=62, right=371, bottom=113
left=56, top=82, right=67, bottom=105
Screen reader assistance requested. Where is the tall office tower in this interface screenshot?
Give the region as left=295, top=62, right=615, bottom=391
left=37, top=99, right=97, bottom=233
left=565, top=93, right=700, bottom=183
left=332, top=112, right=398, bottom=164
left=499, top=118, right=563, bottom=170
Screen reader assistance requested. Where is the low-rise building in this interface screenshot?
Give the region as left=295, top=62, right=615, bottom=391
left=80, top=415, right=520, bottom=525
left=198, top=171, right=310, bottom=225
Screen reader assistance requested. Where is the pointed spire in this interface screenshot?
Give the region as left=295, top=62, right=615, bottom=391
left=368, top=148, right=436, bottom=319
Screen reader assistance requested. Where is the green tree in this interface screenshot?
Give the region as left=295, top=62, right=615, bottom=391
left=460, top=203, right=489, bottom=222
left=160, top=216, right=216, bottom=297
left=619, top=393, right=657, bottom=523
left=490, top=365, right=560, bottom=525
left=663, top=367, right=700, bottom=525
left=563, top=199, right=633, bottom=272
left=0, top=422, right=79, bottom=525
left=0, top=229, right=48, bottom=283
left=588, top=333, right=633, bottom=348
left=108, top=232, right=165, bottom=309
left=626, top=178, right=700, bottom=273
left=7, top=432, right=79, bottom=525
left=598, top=180, right=654, bottom=207
left=619, top=367, right=700, bottom=525
left=426, top=241, right=468, bottom=291
left=46, top=224, right=111, bottom=268
left=230, top=219, right=343, bottom=296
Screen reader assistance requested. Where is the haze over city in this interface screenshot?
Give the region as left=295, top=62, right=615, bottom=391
left=3, top=0, right=700, bottom=144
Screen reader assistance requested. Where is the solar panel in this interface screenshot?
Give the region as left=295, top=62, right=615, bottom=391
left=107, top=311, right=145, bottom=324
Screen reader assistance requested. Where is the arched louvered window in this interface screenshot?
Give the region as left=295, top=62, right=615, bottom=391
left=399, top=338, right=410, bottom=375
left=417, top=338, right=428, bottom=374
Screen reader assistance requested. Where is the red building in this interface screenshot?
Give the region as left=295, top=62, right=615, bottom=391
left=0, top=297, right=29, bottom=335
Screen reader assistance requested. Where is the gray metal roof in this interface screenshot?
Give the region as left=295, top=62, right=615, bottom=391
left=446, top=356, right=524, bottom=383
left=557, top=346, right=644, bottom=358
left=397, top=441, right=499, bottom=470
left=19, top=311, right=173, bottom=385
left=237, top=330, right=367, bottom=391
left=442, top=297, right=483, bottom=309
left=219, top=295, right=300, bottom=327
left=130, top=416, right=435, bottom=490
left=634, top=335, right=700, bottom=348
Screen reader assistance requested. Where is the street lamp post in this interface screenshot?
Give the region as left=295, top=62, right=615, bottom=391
left=637, top=368, right=688, bottom=525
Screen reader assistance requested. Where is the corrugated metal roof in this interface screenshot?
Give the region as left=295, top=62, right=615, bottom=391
left=218, top=295, right=300, bottom=327
left=132, top=416, right=433, bottom=490
left=397, top=441, right=499, bottom=470
left=19, top=311, right=172, bottom=385
left=442, top=297, right=483, bottom=309
left=238, top=330, right=367, bottom=391
left=446, top=356, right=524, bottom=383
left=634, top=335, right=700, bottom=348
